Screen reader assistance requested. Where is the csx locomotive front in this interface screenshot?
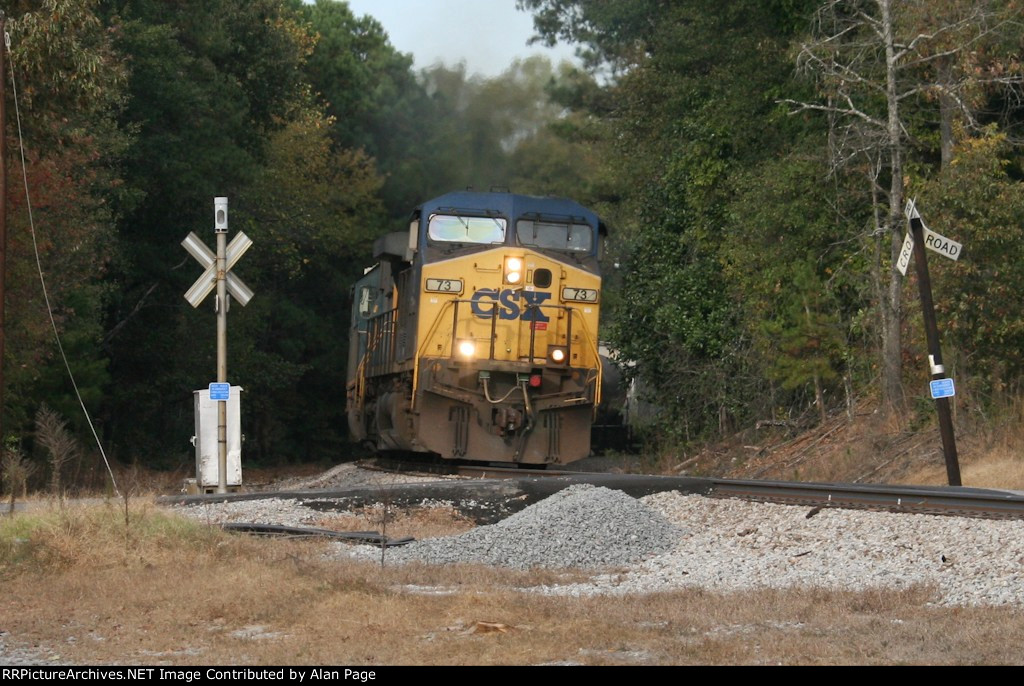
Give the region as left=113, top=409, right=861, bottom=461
left=346, top=190, right=606, bottom=465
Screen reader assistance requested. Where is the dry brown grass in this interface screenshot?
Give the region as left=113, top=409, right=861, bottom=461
left=901, top=409, right=1024, bottom=489
left=2, top=501, right=1024, bottom=665
left=905, top=450, right=1024, bottom=490
left=57, top=462, right=335, bottom=498
left=691, top=393, right=1024, bottom=490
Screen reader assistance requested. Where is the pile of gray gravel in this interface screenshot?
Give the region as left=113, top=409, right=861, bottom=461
left=352, top=483, right=680, bottom=570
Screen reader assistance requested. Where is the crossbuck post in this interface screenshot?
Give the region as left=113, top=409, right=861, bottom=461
left=182, top=198, right=254, bottom=493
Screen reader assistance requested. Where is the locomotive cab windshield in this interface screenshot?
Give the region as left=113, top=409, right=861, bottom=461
left=428, top=214, right=507, bottom=247
left=516, top=217, right=594, bottom=254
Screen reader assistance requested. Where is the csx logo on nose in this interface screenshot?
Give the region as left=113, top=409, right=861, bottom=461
left=471, top=289, right=551, bottom=322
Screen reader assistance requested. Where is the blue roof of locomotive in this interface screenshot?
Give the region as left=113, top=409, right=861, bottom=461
left=417, top=191, right=602, bottom=230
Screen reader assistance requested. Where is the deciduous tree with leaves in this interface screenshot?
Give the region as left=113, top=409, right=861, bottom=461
left=785, top=0, right=1023, bottom=413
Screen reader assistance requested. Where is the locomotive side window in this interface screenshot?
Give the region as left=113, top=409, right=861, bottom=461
left=358, top=286, right=373, bottom=317
left=516, top=220, right=593, bottom=253
left=428, top=214, right=506, bottom=245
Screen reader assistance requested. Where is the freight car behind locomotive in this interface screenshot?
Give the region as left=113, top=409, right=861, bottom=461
left=346, top=190, right=607, bottom=465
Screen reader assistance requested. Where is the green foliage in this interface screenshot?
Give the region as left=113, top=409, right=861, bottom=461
left=758, top=262, right=844, bottom=392
left=917, top=128, right=1024, bottom=386
left=609, top=224, right=747, bottom=439
left=524, top=0, right=1023, bottom=446
left=3, top=0, right=126, bottom=441
left=5, top=0, right=1022, bottom=470
left=94, top=0, right=326, bottom=461
left=231, top=107, right=383, bottom=460
left=518, top=0, right=672, bottom=72
left=302, top=0, right=429, bottom=216
left=569, top=0, right=823, bottom=438
left=4, top=0, right=603, bottom=467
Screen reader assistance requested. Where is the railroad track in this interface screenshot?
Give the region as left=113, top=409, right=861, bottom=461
left=708, top=478, right=1024, bottom=520
left=166, top=458, right=1024, bottom=522
left=355, top=457, right=587, bottom=479
left=357, top=456, right=1024, bottom=521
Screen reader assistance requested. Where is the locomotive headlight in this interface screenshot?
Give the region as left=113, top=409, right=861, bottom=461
left=457, top=339, right=476, bottom=358
left=548, top=346, right=568, bottom=365
left=504, top=257, right=523, bottom=285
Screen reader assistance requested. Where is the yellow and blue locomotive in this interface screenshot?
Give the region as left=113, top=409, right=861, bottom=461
left=346, top=190, right=607, bottom=465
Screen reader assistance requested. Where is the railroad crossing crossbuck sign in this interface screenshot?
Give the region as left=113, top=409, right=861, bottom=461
left=182, top=231, right=254, bottom=308
left=897, top=199, right=963, bottom=276
left=182, top=197, right=254, bottom=494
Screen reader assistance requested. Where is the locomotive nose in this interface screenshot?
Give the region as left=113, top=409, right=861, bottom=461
left=348, top=191, right=605, bottom=465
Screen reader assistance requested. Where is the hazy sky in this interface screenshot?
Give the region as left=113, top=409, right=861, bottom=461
left=344, top=0, right=578, bottom=76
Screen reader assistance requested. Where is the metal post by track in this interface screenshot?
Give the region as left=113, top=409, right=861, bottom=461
left=182, top=198, right=254, bottom=493
left=215, top=199, right=228, bottom=493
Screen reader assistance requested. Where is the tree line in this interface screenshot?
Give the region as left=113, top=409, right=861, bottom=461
left=1, top=0, right=1022, bottom=487
left=1, top=0, right=595, bottom=481
left=520, top=0, right=1023, bottom=443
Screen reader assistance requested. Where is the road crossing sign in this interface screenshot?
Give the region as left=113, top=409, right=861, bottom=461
left=904, top=198, right=962, bottom=485
left=903, top=199, right=962, bottom=263
left=922, top=228, right=962, bottom=261
left=183, top=197, right=254, bottom=494
left=896, top=232, right=914, bottom=276
left=183, top=231, right=254, bottom=307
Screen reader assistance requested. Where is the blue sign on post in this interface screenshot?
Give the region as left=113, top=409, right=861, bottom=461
left=929, top=378, right=955, bottom=399
left=209, top=382, right=230, bottom=401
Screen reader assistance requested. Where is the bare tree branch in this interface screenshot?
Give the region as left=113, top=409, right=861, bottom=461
left=103, top=281, right=160, bottom=346
left=781, top=99, right=886, bottom=129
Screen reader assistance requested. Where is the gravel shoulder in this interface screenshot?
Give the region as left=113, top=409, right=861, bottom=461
left=172, top=464, right=1024, bottom=608
left=7, top=462, right=1024, bottom=666
left=0, top=632, right=67, bottom=666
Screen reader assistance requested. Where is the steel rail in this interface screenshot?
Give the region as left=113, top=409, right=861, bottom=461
left=220, top=522, right=413, bottom=546
left=708, top=478, right=1024, bottom=520
left=357, top=457, right=587, bottom=479
left=168, top=459, right=1024, bottom=522
left=360, top=458, right=1024, bottom=520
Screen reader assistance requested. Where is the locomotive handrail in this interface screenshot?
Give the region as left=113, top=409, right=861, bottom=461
left=354, top=307, right=398, bottom=411
left=411, top=297, right=492, bottom=411
left=412, top=298, right=457, bottom=411
left=568, top=307, right=603, bottom=408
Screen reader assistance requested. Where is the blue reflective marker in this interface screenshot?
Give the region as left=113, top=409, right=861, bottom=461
left=209, top=382, right=230, bottom=401
left=930, top=378, right=955, bottom=399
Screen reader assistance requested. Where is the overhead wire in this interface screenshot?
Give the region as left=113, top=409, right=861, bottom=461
left=5, top=27, right=120, bottom=496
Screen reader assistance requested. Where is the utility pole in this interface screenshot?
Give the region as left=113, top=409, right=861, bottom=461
left=906, top=202, right=962, bottom=486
